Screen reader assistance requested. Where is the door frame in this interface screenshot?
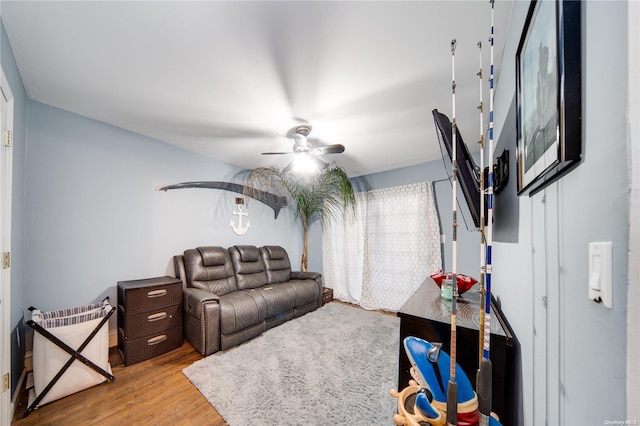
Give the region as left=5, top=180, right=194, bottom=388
left=0, top=66, right=14, bottom=424
left=627, top=0, right=640, bottom=419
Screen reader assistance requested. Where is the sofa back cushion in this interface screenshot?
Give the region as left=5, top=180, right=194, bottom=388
left=229, top=245, right=269, bottom=290
left=260, top=246, right=292, bottom=284
left=183, top=246, right=238, bottom=295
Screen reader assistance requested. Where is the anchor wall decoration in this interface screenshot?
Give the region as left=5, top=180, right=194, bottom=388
left=230, top=198, right=250, bottom=235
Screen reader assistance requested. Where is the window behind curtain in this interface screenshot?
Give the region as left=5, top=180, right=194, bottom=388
left=323, top=182, right=442, bottom=311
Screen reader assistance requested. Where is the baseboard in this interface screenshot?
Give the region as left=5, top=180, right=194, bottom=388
left=109, top=329, right=118, bottom=348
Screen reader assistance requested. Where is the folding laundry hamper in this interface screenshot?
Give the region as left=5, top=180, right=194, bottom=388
left=24, top=298, right=115, bottom=417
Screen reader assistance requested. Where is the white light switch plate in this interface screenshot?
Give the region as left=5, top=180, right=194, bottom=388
left=588, top=242, right=613, bottom=308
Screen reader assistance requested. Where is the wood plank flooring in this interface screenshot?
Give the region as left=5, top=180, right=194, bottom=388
left=11, top=301, right=390, bottom=425
left=11, top=342, right=226, bottom=426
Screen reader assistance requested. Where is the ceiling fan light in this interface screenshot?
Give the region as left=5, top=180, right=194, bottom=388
left=292, top=153, right=319, bottom=174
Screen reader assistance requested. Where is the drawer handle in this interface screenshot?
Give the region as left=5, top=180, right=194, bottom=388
left=147, top=289, right=167, bottom=298
left=147, top=312, right=167, bottom=322
left=147, top=335, right=167, bottom=345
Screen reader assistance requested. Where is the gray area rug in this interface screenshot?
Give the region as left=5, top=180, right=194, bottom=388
left=183, top=302, right=400, bottom=425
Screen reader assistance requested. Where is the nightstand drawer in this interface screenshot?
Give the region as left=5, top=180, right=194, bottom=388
left=118, top=276, right=182, bottom=313
left=118, top=326, right=183, bottom=366
left=118, top=304, right=182, bottom=340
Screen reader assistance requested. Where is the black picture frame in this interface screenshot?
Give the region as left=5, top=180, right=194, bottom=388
left=516, top=0, right=582, bottom=196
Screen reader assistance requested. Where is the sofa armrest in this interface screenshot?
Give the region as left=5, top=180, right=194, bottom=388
left=184, top=288, right=219, bottom=317
left=291, top=271, right=324, bottom=308
left=183, top=288, right=221, bottom=356
left=291, top=271, right=321, bottom=281
left=173, top=255, right=187, bottom=289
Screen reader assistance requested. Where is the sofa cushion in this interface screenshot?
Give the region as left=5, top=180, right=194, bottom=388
left=288, top=279, right=321, bottom=307
left=218, top=290, right=266, bottom=335
left=257, top=283, right=296, bottom=318
left=235, top=245, right=260, bottom=262
left=200, top=246, right=228, bottom=267
left=260, top=246, right=292, bottom=284
left=229, top=245, right=269, bottom=290
left=183, top=247, right=237, bottom=296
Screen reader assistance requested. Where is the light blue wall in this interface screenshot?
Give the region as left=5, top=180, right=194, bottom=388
left=1, top=16, right=28, bottom=395
left=25, top=100, right=302, bottom=317
left=491, top=1, right=630, bottom=424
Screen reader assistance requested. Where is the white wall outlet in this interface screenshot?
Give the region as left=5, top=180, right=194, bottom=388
left=588, top=242, right=613, bottom=308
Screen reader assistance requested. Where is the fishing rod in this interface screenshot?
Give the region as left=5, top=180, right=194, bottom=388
left=478, top=1, right=495, bottom=424
left=447, top=38, right=459, bottom=426
left=477, top=40, right=486, bottom=370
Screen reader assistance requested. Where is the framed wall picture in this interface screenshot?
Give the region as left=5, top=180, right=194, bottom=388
left=516, top=0, right=582, bottom=196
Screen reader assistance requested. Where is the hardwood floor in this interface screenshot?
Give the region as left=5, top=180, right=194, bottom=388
left=11, top=301, right=387, bottom=425
left=11, top=342, right=226, bottom=426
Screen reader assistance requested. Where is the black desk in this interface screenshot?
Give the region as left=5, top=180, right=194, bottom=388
left=397, top=278, right=516, bottom=426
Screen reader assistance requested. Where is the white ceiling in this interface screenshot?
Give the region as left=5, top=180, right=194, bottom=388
left=2, top=0, right=512, bottom=177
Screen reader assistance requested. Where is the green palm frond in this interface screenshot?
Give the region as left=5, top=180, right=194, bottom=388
left=244, top=165, right=355, bottom=228
left=243, top=164, right=356, bottom=270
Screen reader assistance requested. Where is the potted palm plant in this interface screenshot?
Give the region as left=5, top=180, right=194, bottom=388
left=244, top=164, right=356, bottom=271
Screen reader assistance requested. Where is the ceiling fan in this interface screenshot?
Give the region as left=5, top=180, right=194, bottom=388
left=261, top=125, right=345, bottom=173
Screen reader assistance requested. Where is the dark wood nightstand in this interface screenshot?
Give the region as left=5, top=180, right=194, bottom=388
left=117, top=276, right=183, bottom=366
left=397, top=279, right=516, bottom=426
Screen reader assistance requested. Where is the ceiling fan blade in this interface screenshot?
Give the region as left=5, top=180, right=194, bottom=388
left=311, top=144, right=345, bottom=155
left=261, top=152, right=291, bottom=155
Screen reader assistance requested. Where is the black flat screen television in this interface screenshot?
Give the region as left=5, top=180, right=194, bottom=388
left=432, top=109, right=484, bottom=228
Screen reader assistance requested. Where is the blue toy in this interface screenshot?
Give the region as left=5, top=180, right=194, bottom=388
left=389, top=336, right=502, bottom=426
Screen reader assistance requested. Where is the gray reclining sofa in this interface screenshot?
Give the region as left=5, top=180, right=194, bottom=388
left=174, top=245, right=323, bottom=356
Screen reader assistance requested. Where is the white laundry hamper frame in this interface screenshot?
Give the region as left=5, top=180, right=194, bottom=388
left=23, top=297, right=115, bottom=417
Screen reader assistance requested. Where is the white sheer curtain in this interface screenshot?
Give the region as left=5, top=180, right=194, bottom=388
left=323, top=182, right=442, bottom=311
left=322, top=192, right=367, bottom=304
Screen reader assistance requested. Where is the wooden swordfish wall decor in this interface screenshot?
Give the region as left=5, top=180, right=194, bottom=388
left=156, top=181, right=288, bottom=236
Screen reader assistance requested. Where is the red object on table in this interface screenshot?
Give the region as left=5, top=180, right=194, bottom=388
left=430, top=270, right=478, bottom=295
